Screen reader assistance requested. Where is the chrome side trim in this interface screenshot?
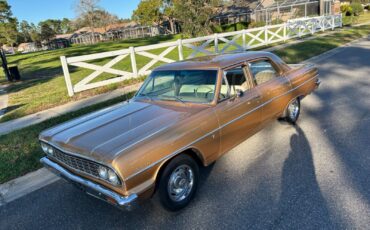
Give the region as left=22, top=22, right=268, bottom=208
left=126, top=74, right=318, bottom=180
left=40, top=157, right=137, bottom=207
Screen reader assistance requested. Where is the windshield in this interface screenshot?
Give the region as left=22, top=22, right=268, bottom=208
left=136, top=70, right=218, bottom=103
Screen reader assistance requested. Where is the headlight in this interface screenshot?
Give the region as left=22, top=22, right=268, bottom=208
left=47, top=147, right=54, bottom=155
left=98, top=166, right=108, bottom=179
left=108, top=169, right=119, bottom=185
left=98, top=166, right=120, bottom=185
left=41, top=142, right=54, bottom=156
left=41, top=142, right=48, bottom=153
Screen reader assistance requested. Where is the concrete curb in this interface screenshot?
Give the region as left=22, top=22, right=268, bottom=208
left=303, top=34, right=370, bottom=64
left=0, top=83, right=141, bottom=136
left=0, top=168, right=59, bottom=206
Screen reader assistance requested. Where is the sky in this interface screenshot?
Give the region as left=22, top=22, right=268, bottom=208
left=7, top=0, right=141, bottom=24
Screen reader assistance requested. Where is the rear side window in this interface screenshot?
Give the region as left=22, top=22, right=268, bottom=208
left=249, top=60, right=277, bottom=85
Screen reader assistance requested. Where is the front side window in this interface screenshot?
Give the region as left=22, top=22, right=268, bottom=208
left=137, top=70, right=218, bottom=103
left=249, top=60, right=277, bottom=85
left=219, top=66, right=250, bottom=100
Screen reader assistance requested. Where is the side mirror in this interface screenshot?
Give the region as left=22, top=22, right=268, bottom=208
left=236, top=89, right=244, bottom=98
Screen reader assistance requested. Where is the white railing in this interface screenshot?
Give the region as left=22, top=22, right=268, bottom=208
left=61, top=14, right=342, bottom=96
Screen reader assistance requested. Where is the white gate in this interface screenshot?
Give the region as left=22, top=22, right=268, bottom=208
left=61, top=14, right=342, bottom=96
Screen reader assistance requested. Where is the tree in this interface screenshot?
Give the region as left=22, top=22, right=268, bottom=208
left=39, top=22, right=55, bottom=41
left=19, top=20, right=32, bottom=42
left=163, top=0, right=176, bottom=33
left=60, top=18, right=73, bottom=33
left=132, top=0, right=162, bottom=26
left=29, top=23, right=41, bottom=42
left=92, top=10, right=118, bottom=32
left=0, top=1, right=18, bottom=46
left=173, top=0, right=220, bottom=37
left=75, top=0, right=101, bottom=43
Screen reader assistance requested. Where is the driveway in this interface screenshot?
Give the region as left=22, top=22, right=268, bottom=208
left=1, top=38, right=369, bottom=230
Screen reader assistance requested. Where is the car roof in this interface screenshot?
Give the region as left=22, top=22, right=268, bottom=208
left=153, top=51, right=285, bottom=71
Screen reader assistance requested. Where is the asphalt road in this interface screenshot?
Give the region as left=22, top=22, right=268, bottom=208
left=1, top=38, right=370, bottom=230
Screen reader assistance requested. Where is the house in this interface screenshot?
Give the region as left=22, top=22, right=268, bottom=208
left=211, top=4, right=256, bottom=25
left=43, top=38, right=71, bottom=50
left=17, top=42, right=39, bottom=53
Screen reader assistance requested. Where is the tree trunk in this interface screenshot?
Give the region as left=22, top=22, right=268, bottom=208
left=169, top=18, right=175, bottom=34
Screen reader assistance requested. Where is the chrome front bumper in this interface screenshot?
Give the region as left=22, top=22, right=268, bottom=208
left=40, top=157, right=137, bottom=209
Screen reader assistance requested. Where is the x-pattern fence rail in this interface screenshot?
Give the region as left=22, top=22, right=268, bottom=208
left=61, top=14, right=342, bottom=96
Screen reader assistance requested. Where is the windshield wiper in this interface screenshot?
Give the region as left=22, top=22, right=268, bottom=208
left=174, top=96, right=185, bottom=104
left=160, top=95, right=186, bottom=105
left=137, top=93, right=153, bottom=101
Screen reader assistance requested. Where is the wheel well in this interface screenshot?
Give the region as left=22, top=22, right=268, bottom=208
left=153, top=149, right=204, bottom=194
left=283, top=95, right=302, bottom=117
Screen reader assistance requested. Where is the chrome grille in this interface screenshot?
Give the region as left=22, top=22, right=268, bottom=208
left=51, top=149, right=100, bottom=178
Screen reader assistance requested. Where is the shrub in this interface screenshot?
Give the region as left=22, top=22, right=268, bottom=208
left=350, top=2, right=364, bottom=16
left=341, top=4, right=353, bottom=16
left=248, top=21, right=266, bottom=28
left=271, top=18, right=284, bottom=25
left=210, top=22, right=249, bottom=33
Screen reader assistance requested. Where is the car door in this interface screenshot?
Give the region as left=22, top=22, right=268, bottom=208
left=213, top=64, right=263, bottom=155
left=246, top=59, right=292, bottom=124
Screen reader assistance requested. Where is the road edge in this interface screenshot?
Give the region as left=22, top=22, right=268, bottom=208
left=0, top=168, right=59, bottom=206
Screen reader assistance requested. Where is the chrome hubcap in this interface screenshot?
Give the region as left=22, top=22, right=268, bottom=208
left=288, top=99, right=299, bottom=120
left=168, top=164, right=194, bottom=202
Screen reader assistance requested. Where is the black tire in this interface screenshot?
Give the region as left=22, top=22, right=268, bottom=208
left=285, top=98, right=301, bottom=124
left=158, top=154, right=199, bottom=211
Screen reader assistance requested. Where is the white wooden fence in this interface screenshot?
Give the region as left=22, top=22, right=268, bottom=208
left=61, top=14, right=342, bottom=96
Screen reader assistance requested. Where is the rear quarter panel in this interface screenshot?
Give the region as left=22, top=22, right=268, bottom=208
left=285, top=64, right=319, bottom=100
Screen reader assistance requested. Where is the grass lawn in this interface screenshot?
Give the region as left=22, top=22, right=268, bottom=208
left=342, top=11, right=370, bottom=26
left=1, top=24, right=370, bottom=184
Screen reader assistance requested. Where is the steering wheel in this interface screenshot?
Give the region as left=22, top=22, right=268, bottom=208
left=195, top=86, right=213, bottom=98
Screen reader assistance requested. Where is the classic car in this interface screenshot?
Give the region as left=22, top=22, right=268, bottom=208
left=40, top=51, right=320, bottom=211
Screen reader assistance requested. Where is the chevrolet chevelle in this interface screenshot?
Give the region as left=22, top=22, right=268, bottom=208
left=40, top=52, right=320, bottom=211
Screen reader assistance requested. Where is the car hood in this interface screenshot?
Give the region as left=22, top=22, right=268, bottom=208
left=40, top=100, right=199, bottom=163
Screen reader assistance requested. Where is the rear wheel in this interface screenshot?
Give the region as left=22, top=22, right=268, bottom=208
left=158, top=154, right=199, bottom=211
left=285, top=98, right=300, bottom=124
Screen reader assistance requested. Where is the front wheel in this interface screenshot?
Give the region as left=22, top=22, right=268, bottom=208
left=285, top=98, right=300, bottom=124
left=158, top=154, right=199, bottom=211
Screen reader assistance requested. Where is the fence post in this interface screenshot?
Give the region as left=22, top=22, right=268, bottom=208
left=214, top=33, right=219, bottom=54
left=322, top=17, right=325, bottom=32
left=130, top=47, right=138, bottom=77
left=242, top=30, right=246, bottom=50
left=264, top=26, right=268, bottom=45
left=177, top=39, right=184, bottom=60
left=331, top=15, right=335, bottom=30
left=60, top=56, right=74, bottom=97
left=283, top=23, right=287, bottom=41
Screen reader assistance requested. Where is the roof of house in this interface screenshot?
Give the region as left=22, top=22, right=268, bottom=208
left=55, top=34, right=74, bottom=39
left=17, top=42, right=36, bottom=48
left=73, top=21, right=140, bottom=35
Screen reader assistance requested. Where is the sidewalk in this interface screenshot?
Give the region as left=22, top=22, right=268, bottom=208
left=0, top=83, right=141, bottom=136
left=0, top=84, right=8, bottom=120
